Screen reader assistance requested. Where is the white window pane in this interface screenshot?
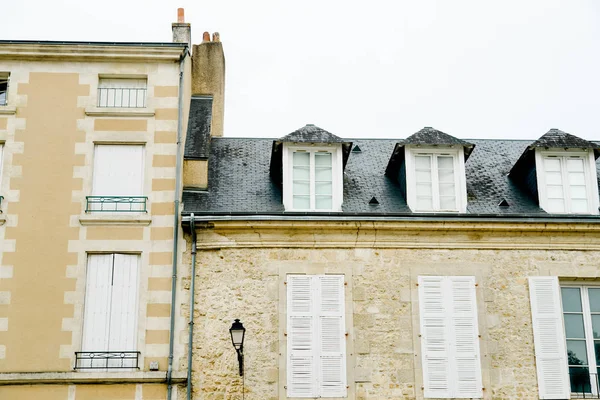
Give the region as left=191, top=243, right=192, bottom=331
left=437, top=156, right=454, bottom=169
left=293, top=166, right=310, bottom=181
left=416, top=183, right=432, bottom=197
left=567, top=158, right=584, bottom=172
left=316, top=196, right=332, bottom=210
left=315, top=152, right=332, bottom=166
left=293, top=152, right=310, bottom=166
left=439, top=183, right=455, bottom=197
left=417, top=198, right=433, bottom=210
left=416, top=170, right=432, bottom=183
left=293, top=181, right=310, bottom=195
left=316, top=182, right=332, bottom=195
left=570, top=186, right=587, bottom=199
left=415, top=155, right=431, bottom=169
left=547, top=185, right=564, bottom=199
left=440, top=197, right=456, bottom=210
left=571, top=199, right=588, bottom=213
left=544, top=158, right=561, bottom=172
left=546, top=172, right=562, bottom=185
left=569, top=172, right=586, bottom=186
left=293, top=196, right=310, bottom=210
left=438, top=169, right=455, bottom=183
left=547, top=199, right=565, bottom=213
left=315, top=167, right=332, bottom=181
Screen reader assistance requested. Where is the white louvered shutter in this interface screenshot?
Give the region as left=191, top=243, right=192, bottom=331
left=419, top=276, right=451, bottom=398
left=318, top=275, right=346, bottom=398
left=529, top=277, right=570, bottom=399
left=449, top=276, right=482, bottom=398
left=288, top=275, right=317, bottom=398
left=82, top=254, right=113, bottom=362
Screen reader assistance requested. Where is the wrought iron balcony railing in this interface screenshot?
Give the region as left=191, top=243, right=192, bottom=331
left=86, top=196, right=148, bottom=213
left=74, top=351, right=141, bottom=370
left=570, top=369, right=600, bottom=398
left=97, top=87, right=147, bottom=108
left=0, top=195, right=3, bottom=211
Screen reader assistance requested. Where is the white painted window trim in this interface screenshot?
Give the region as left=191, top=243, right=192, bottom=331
left=282, top=143, right=343, bottom=212
left=560, top=283, right=600, bottom=396
left=535, top=149, right=599, bottom=215
left=405, top=146, right=467, bottom=213
left=0, top=143, right=4, bottom=191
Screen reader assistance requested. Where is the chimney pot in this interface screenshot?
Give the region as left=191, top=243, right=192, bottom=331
left=203, top=32, right=211, bottom=42
left=177, top=8, right=185, bottom=23
left=212, top=32, right=220, bottom=42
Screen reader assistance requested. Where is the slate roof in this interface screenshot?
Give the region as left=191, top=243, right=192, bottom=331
left=184, top=97, right=213, bottom=159
left=278, top=124, right=347, bottom=144
left=182, top=136, right=600, bottom=217
left=530, top=128, right=599, bottom=150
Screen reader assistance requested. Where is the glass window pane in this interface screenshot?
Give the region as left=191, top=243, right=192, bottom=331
left=315, top=196, right=332, bottom=210
left=571, top=199, right=589, bottom=213
left=314, top=152, right=332, bottom=166
left=293, top=166, right=310, bottom=180
left=595, top=341, right=600, bottom=365
left=440, top=197, right=456, bottom=210
left=315, top=182, right=332, bottom=195
left=439, top=183, right=455, bottom=197
left=588, top=289, right=600, bottom=312
left=547, top=199, right=565, bottom=213
left=564, top=314, right=586, bottom=338
left=567, top=340, right=588, bottom=365
left=415, top=155, right=431, bottom=169
left=570, top=185, right=587, bottom=199
left=546, top=171, right=562, bottom=185
left=438, top=169, right=455, bottom=183
left=315, top=167, right=332, bottom=181
left=416, top=183, right=432, bottom=197
left=547, top=185, right=564, bottom=199
left=417, top=198, right=433, bottom=210
left=567, top=158, right=584, bottom=172
left=591, top=317, right=600, bottom=340
left=437, top=156, right=454, bottom=169
left=293, top=196, right=310, bottom=210
left=293, top=181, right=310, bottom=195
left=569, top=367, right=591, bottom=394
left=569, top=172, right=586, bottom=186
left=562, top=288, right=583, bottom=312
left=416, top=170, right=432, bottom=183
left=293, top=152, right=310, bottom=166
left=544, top=158, right=561, bottom=172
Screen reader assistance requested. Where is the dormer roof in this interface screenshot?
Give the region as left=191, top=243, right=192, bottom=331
left=270, top=124, right=353, bottom=184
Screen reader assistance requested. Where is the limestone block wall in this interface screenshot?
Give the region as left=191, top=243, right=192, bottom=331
left=183, top=222, right=600, bottom=400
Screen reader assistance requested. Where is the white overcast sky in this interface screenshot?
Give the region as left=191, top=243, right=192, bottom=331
left=3, top=0, right=600, bottom=140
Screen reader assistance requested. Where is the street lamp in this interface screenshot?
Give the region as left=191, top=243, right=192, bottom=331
left=229, top=319, right=245, bottom=376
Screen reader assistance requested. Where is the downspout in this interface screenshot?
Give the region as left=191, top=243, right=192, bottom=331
left=187, top=214, right=197, bottom=400
left=167, top=46, right=188, bottom=400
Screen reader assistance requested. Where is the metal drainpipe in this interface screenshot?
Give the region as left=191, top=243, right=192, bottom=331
left=167, top=46, right=188, bottom=400
left=187, top=214, right=197, bottom=400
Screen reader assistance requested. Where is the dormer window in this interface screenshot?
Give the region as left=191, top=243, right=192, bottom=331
left=406, top=147, right=467, bottom=212
left=283, top=144, right=343, bottom=211
left=536, top=150, right=599, bottom=214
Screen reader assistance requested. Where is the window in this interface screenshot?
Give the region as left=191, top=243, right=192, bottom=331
left=88, top=145, right=145, bottom=212
left=287, top=274, right=347, bottom=398
left=0, top=144, right=3, bottom=207
left=0, top=73, right=8, bottom=106
left=98, top=78, right=147, bottom=108
left=282, top=145, right=343, bottom=212
left=536, top=151, right=599, bottom=214
left=418, top=276, right=483, bottom=398
left=406, top=148, right=467, bottom=212
left=79, top=254, right=139, bottom=369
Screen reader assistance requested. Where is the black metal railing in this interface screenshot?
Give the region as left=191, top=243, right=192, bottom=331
left=571, top=369, right=600, bottom=398
left=97, top=87, right=146, bottom=108
left=0, top=195, right=3, bottom=212
left=86, top=196, right=148, bottom=213
left=74, top=351, right=141, bottom=370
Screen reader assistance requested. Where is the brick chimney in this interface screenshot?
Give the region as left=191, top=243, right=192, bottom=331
left=172, top=8, right=191, bottom=45
left=191, top=32, right=225, bottom=137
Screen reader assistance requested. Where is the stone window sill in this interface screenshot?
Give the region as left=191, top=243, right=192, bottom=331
left=79, top=213, right=151, bottom=226
left=85, top=107, right=155, bottom=118
left=0, top=106, right=16, bottom=115
left=0, top=371, right=186, bottom=385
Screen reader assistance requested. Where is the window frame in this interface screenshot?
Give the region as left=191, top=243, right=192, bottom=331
left=405, top=146, right=467, bottom=213
left=560, top=283, right=600, bottom=395
left=0, top=72, right=9, bottom=106
left=535, top=149, right=599, bottom=215
left=282, top=144, right=343, bottom=212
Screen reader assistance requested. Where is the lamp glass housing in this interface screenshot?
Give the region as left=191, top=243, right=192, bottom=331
left=229, top=319, right=245, bottom=350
